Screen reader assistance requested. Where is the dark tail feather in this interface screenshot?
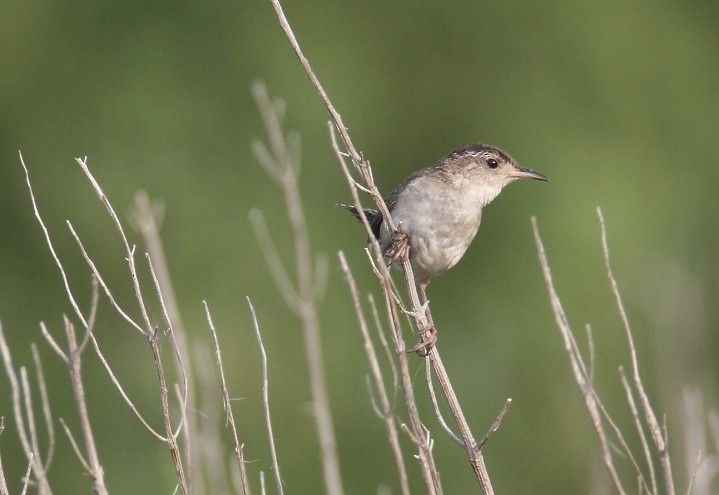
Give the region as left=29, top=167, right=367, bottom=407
left=338, top=204, right=383, bottom=240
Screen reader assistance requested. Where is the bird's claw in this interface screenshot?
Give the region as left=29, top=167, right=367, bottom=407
left=385, top=229, right=410, bottom=264
left=409, top=325, right=437, bottom=357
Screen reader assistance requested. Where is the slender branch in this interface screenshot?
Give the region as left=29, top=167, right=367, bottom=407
left=131, top=191, right=196, bottom=476
left=30, top=345, right=55, bottom=472
left=331, top=128, right=442, bottom=493
left=266, top=1, right=496, bottom=487
left=597, top=207, right=675, bottom=495
left=619, top=366, right=657, bottom=494
left=251, top=82, right=344, bottom=495
left=247, top=298, right=284, bottom=495
left=338, top=252, right=410, bottom=495
left=532, top=216, right=627, bottom=494
left=58, top=419, right=92, bottom=473
left=0, top=417, right=8, bottom=495
left=203, top=301, right=251, bottom=495
left=477, top=399, right=513, bottom=451
left=19, top=453, right=34, bottom=495
left=63, top=306, right=108, bottom=495
left=71, top=156, right=189, bottom=493
left=0, top=322, right=52, bottom=495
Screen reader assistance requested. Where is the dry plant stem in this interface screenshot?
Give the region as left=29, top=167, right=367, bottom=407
left=75, top=157, right=189, bottom=492
left=425, top=363, right=462, bottom=446
left=73, top=156, right=190, bottom=494
left=0, top=323, right=52, bottom=495
left=58, top=419, right=91, bottom=473
left=203, top=302, right=251, bottom=495
left=338, top=252, right=411, bottom=495
left=22, top=153, right=189, bottom=493
left=597, top=207, right=676, bottom=495
left=531, top=216, right=627, bottom=495
left=0, top=419, right=8, bottom=495
left=333, top=138, right=442, bottom=494
left=30, top=345, right=55, bottom=470
left=132, top=191, right=200, bottom=490
left=619, top=366, right=658, bottom=494
left=46, top=279, right=108, bottom=495
left=251, top=83, right=343, bottom=495
left=19, top=453, right=33, bottom=495
left=247, top=298, right=285, bottom=495
left=428, top=341, right=493, bottom=491
left=267, top=0, right=493, bottom=485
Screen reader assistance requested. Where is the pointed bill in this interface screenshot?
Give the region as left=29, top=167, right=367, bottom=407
left=508, top=164, right=549, bottom=181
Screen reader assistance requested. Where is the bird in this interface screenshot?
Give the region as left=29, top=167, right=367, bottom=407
left=342, top=142, right=548, bottom=354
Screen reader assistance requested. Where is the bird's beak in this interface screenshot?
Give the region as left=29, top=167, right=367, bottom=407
left=508, top=165, right=549, bottom=181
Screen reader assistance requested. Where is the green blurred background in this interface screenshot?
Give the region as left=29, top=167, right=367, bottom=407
left=1, top=0, right=718, bottom=493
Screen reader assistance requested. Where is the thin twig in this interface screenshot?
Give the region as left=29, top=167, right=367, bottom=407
left=66, top=221, right=144, bottom=335
left=532, top=216, right=627, bottom=494
left=30, top=345, right=55, bottom=472
left=251, top=82, right=343, bottom=495
left=20, top=151, right=86, bottom=328
left=19, top=453, right=34, bottom=495
left=686, top=450, right=702, bottom=495
left=597, top=207, right=675, bottom=495
left=619, top=366, right=657, bottom=494
left=331, top=127, right=442, bottom=493
left=73, top=156, right=189, bottom=493
left=477, top=399, right=513, bottom=451
left=203, top=301, right=251, bottom=495
left=425, top=362, right=462, bottom=447
left=145, top=254, right=189, bottom=440
left=58, top=419, right=92, bottom=473
left=338, top=252, right=410, bottom=495
left=0, top=417, right=8, bottom=495
left=247, top=298, right=284, bottom=495
left=268, top=0, right=498, bottom=489
left=63, top=307, right=108, bottom=495
left=367, top=294, right=399, bottom=399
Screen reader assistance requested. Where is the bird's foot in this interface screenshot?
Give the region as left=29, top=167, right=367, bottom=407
left=385, top=229, right=410, bottom=264
left=410, top=325, right=437, bottom=357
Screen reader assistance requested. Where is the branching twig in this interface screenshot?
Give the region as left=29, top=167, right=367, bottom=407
left=251, top=81, right=343, bottom=495
left=338, top=252, right=410, bottom=495
left=265, top=1, right=498, bottom=489
left=0, top=322, right=52, bottom=495
left=597, top=207, right=675, bottom=495
left=532, top=216, right=627, bottom=494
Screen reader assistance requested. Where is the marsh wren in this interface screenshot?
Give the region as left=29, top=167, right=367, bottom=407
left=342, top=142, right=548, bottom=353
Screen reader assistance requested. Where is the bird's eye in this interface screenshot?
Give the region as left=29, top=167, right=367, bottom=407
left=487, top=159, right=498, bottom=169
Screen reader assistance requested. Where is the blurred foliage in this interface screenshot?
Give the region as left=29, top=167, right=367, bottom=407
left=1, top=0, right=718, bottom=493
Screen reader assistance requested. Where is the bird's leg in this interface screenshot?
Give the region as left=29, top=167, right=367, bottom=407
left=411, top=281, right=437, bottom=356
left=384, top=225, right=410, bottom=265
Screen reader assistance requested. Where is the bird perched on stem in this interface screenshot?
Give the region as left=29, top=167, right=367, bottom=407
left=342, top=142, right=548, bottom=354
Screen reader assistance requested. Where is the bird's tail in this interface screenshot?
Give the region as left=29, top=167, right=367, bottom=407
left=338, top=204, right=383, bottom=240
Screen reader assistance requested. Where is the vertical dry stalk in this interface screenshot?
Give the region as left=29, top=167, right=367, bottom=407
left=331, top=132, right=442, bottom=494
left=34, top=278, right=109, bottom=495
left=130, top=191, right=201, bottom=492
left=597, top=208, right=675, bottom=495
left=203, top=302, right=251, bottom=495
left=338, top=252, right=411, bottom=495
left=0, top=321, right=52, bottom=495
left=250, top=83, right=344, bottom=495
left=0, top=417, right=8, bottom=495
left=265, top=0, right=497, bottom=491
left=532, top=210, right=684, bottom=494
left=247, top=298, right=284, bottom=495
left=531, top=216, right=626, bottom=493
